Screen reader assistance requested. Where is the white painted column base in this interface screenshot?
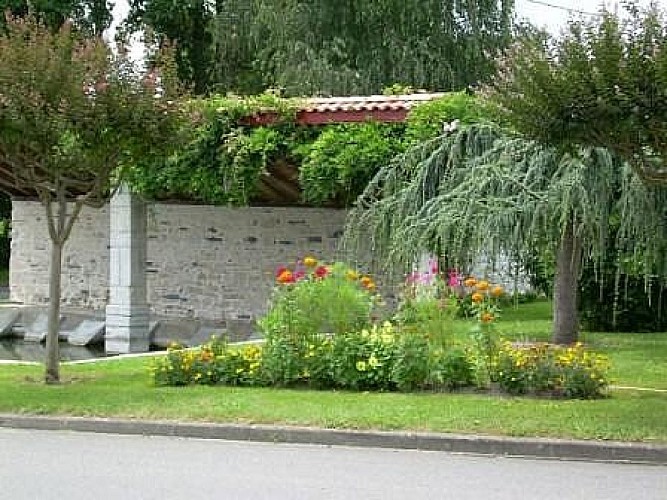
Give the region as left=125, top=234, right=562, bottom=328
left=105, top=305, right=151, bottom=353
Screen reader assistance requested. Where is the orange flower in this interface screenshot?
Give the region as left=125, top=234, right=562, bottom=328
left=360, top=276, right=372, bottom=286
left=476, top=280, right=490, bottom=291
left=365, top=281, right=377, bottom=291
left=277, top=269, right=295, bottom=284
left=481, top=312, right=495, bottom=323
left=471, top=292, right=484, bottom=303
left=303, top=256, right=318, bottom=267
left=491, top=285, right=504, bottom=298
left=463, top=277, right=477, bottom=288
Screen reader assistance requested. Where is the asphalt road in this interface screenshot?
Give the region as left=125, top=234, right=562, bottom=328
left=1, top=428, right=665, bottom=499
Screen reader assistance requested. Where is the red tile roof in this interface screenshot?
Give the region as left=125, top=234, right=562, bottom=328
left=302, top=93, right=445, bottom=113
left=246, top=93, right=446, bottom=125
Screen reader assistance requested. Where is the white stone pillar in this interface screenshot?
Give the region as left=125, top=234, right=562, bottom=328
left=105, top=184, right=150, bottom=353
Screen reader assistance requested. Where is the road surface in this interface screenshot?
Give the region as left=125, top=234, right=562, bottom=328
left=1, top=428, right=665, bottom=499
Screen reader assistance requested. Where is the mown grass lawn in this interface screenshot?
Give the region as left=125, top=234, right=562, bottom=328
left=0, top=300, right=665, bottom=443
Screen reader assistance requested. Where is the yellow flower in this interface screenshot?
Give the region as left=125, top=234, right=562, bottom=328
left=481, top=312, right=495, bottom=323
left=368, top=354, right=380, bottom=368
left=476, top=280, right=490, bottom=291
left=303, top=256, right=318, bottom=267
left=356, top=360, right=367, bottom=372
left=471, top=292, right=484, bottom=303
left=463, top=277, right=477, bottom=287
left=491, top=285, right=504, bottom=298
left=346, top=269, right=359, bottom=281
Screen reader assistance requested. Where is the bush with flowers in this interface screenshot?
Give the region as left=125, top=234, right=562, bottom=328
left=394, top=259, right=460, bottom=342
left=149, top=263, right=611, bottom=400
left=459, top=276, right=505, bottom=386
left=493, top=341, right=610, bottom=398
left=150, top=337, right=263, bottom=387
left=259, top=257, right=381, bottom=386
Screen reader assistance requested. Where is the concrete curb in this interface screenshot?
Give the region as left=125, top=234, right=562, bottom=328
left=1, top=414, right=665, bottom=465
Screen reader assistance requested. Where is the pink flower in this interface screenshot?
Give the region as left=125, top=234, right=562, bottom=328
left=448, top=269, right=461, bottom=287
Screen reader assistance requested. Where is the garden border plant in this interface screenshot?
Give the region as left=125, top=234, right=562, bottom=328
left=151, top=257, right=611, bottom=400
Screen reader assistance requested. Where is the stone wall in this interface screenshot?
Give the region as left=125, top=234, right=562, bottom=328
left=10, top=201, right=347, bottom=323
left=10, top=201, right=110, bottom=309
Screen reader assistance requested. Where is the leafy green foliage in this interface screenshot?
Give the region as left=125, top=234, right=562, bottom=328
left=405, top=91, right=495, bottom=143
left=126, top=0, right=213, bottom=94
left=260, top=260, right=378, bottom=340
left=579, top=261, right=667, bottom=333
left=126, top=93, right=301, bottom=204
left=488, top=3, right=667, bottom=184
left=298, top=123, right=405, bottom=205
left=128, top=92, right=487, bottom=206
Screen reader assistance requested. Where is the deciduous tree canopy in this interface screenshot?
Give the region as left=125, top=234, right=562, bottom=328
left=0, top=0, right=113, bottom=34
left=0, top=16, right=185, bottom=382
left=489, top=3, right=667, bottom=184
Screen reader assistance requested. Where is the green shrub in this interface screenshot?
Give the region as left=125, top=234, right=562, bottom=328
left=404, top=92, right=493, bottom=143
left=429, top=349, right=475, bottom=390
left=330, top=323, right=397, bottom=391
left=493, top=342, right=610, bottom=399
left=579, top=263, right=667, bottom=332
left=391, top=331, right=430, bottom=391
left=150, top=339, right=262, bottom=387
left=259, top=258, right=380, bottom=386
left=260, top=259, right=378, bottom=338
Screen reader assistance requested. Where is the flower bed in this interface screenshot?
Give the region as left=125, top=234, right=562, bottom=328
left=150, top=257, right=611, bottom=399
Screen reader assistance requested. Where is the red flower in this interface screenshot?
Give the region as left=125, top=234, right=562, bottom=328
left=275, top=266, right=288, bottom=278
left=314, top=265, right=328, bottom=279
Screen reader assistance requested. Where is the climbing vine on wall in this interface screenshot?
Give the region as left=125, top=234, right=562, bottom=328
left=127, top=91, right=492, bottom=206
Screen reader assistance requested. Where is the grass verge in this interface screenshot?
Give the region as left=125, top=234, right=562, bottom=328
left=0, top=300, right=665, bottom=443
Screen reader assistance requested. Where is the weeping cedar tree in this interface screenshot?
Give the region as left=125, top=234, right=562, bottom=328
left=0, top=16, right=184, bottom=383
left=490, top=3, right=667, bottom=185
left=344, top=124, right=667, bottom=344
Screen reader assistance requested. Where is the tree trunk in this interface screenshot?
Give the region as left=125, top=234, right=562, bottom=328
left=43, top=194, right=82, bottom=384
left=45, top=239, right=62, bottom=384
left=553, top=221, right=582, bottom=345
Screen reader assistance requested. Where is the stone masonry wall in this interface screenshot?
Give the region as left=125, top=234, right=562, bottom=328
left=10, top=201, right=110, bottom=309
left=11, top=201, right=347, bottom=322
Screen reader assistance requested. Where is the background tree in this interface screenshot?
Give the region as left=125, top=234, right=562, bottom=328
left=0, top=0, right=113, bottom=34
left=490, top=3, right=667, bottom=184
left=126, top=0, right=213, bottom=94
left=345, top=122, right=667, bottom=345
left=0, top=15, right=184, bottom=383
left=128, top=0, right=516, bottom=96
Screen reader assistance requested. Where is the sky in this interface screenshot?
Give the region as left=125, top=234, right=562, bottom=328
left=515, top=0, right=666, bottom=33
